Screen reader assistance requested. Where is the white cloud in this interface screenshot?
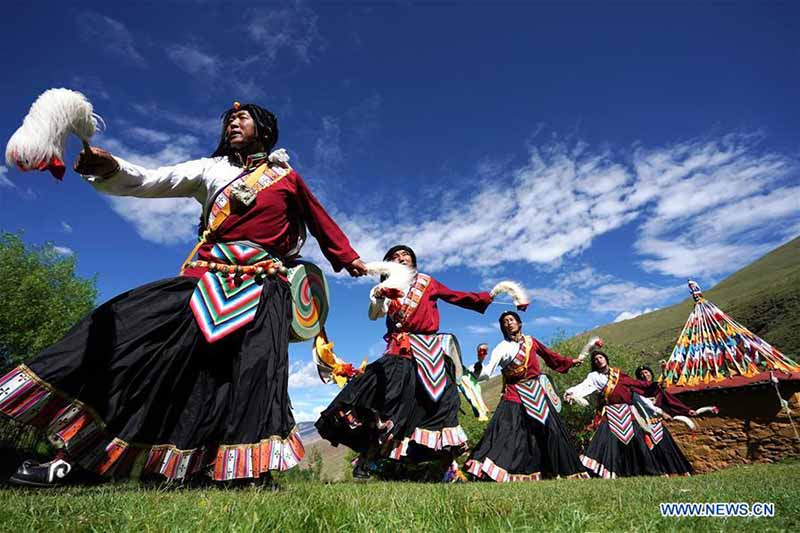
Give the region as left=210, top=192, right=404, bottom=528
left=98, top=132, right=204, bottom=244
left=53, top=246, right=74, bottom=256
left=243, top=6, right=321, bottom=65
left=313, top=117, right=344, bottom=172
left=589, top=282, right=682, bottom=313
left=304, top=132, right=797, bottom=300
left=291, top=402, right=329, bottom=423
left=465, top=324, right=497, bottom=335
left=528, top=287, right=576, bottom=309
left=557, top=266, right=613, bottom=289
left=0, top=166, right=13, bottom=188
left=77, top=11, right=147, bottom=67
left=128, top=127, right=172, bottom=145
left=61, top=222, right=73, bottom=233
left=288, top=361, right=323, bottom=388
left=166, top=44, right=220, bottom=77
left=532, top=316, right=572, bottom=325
left=131, top=103, right=220, bottom=139
left=613, top=307, right=659, bottom=323
left=528, top=264, right=682, bottom=317
left=631, top=135, right=799, bottom=277
left=69, top=75, right=111, bottom=101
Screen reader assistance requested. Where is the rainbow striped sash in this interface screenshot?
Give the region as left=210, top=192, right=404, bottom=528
left=409, top=334, right=448, bottom=402
left=514, top=378, right=550, bottom=424
left=190, top=243, right=275, bottom=343
left=605, top=404, right=634, bottom=445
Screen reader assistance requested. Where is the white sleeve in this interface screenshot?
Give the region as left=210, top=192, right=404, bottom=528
left=565, top=372, right=603, bottom=399
left=477, top=343, right=509, bottom=381
left=368, top=285, right=389, bottom=320
left=83, top=156, right=213, bottom=202
left=637, top=394, right=664, bottom=415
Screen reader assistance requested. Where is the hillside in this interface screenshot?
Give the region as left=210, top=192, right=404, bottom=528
left=578, top=236, right=800, bottom=359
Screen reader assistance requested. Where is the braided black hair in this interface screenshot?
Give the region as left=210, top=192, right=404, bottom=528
left=211, top=104, right=279, bottom=165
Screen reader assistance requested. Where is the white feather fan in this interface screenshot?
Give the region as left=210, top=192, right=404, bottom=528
left=490, top=280, right=530, bottom=309
left=6, top=88, right=102, bottom=179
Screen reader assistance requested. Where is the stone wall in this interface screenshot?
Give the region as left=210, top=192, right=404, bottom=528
left=666, top=382, right=800, bottom=473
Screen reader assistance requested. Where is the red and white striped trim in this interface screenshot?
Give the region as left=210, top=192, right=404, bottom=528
left=464, top=457, right=542, bottom=483
left=0, top=365, right=304, bottom=481
left=386, top=425, right=468, bottom=459
left=580, top=454, right=616, bottom=479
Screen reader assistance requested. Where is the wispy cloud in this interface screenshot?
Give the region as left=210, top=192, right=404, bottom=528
left=313, top=117, right=344, bottom=173
left=166, top=44, right=220, bottom=77
left=61, top=222, right=73, bottom=233
left=613, top=307, right=658, bottom=323
left=588, top=282, right=682, bottom=314
left=465, top=324, right=497, bottom=335
left=77, top=11, right=147, bottom=67
left=131, top=103, right=220, bottom=140
left=69, top=75, right=111, bottom=101
left=306, top=132, right=798, bottom=306
left=288, top=361, right=323, bottom=388
left=0, top=166, right=13, bottom=188
left=532, top=316, right=572, bottom=325
left=98, top=132, right=204, bottom=244
left=242, top=5, right=322, bottom=65
left=53, top=246, right=74, bottom=256
left=631, top=134, right=799, bottom=277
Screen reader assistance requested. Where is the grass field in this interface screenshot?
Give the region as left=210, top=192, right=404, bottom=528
left=0, top=462, right=797, bottom=532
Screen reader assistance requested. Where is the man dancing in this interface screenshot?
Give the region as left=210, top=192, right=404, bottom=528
left=316, top=245, right=493, bottom=480
left=0, top=102, right=366, bottom=486
left=465, top=311, right=590, bottom=482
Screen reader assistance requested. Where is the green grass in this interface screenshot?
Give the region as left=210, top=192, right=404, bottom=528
left=0, top=462, right=797, bottom=532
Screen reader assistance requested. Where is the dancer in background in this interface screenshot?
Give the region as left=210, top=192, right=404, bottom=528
left=316, top=245, right=500, bottom=481
left=565, top=349, right=700, bottom=478
left=634, top=365, right=695, bottom=476
left=465, top=312, right=592, bottom=482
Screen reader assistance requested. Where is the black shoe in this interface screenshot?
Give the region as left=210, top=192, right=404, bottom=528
left=9, top=459, right=72, bottom=488
left=352, top=462, right=372, bottom=481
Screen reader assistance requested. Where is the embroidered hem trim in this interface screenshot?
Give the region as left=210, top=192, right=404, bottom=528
left=0, top=365, right=304, bottom=481
left=385, top=425, right=468, bottom=460
left=464, top=457, right=541, bottom=483
left=580, top=454, right=616, bottom=479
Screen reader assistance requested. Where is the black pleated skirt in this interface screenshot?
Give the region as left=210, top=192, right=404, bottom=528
left=651, top=424, right=693, bottom=476
left=465, top=398, right=587, bottom=481
left=0, top=276, right=303, bottom=481
left=580, top=410, right=662, bottom=479
left=315, top=349, right=468, bottom=462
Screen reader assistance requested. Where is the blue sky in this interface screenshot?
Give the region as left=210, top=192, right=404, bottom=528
left=1, top=1, right=798, bottom=421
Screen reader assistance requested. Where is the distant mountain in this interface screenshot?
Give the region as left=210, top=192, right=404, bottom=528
left=296, top=421, right=320, bottom=445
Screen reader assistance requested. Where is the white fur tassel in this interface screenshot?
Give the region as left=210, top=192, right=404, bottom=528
left=579, top=337, right=603, bottom=362
left=695, top=406, right=718, bottom=416
left=490, top=280, right=530, bottom=309
left=6, top=88, right=102, bottom=175
left=365, top=261, right=415, bottom=290
left=674, top=416, right=696, bottom=430
left=572, top=395, right=590, bottom=408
